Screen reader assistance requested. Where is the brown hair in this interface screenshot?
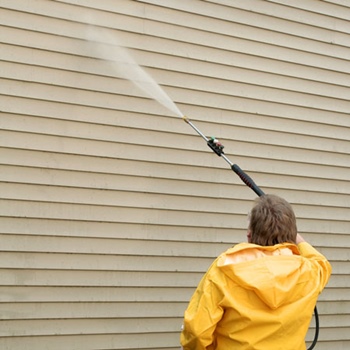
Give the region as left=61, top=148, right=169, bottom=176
left=248, top=194, right=297, bottom=246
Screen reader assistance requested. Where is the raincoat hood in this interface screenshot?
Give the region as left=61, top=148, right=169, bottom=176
left=217, top=243, right=308, bottom=309
left=181, top=241, right=331, bottom=350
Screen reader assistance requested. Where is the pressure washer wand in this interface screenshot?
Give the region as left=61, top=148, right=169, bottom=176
left=183, top=116, right=265, bottom=197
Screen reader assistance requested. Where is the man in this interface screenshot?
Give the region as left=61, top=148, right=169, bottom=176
left=180, top=194, right=331, bottom=350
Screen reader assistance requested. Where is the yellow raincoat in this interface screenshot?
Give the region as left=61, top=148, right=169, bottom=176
left=181, top=242, right=331, bottom=350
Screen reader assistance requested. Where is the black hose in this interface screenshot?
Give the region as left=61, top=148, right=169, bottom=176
left=308, top=306, right=319, bottom=350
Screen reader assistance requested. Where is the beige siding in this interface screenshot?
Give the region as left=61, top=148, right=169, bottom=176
left=0, top=0, right=349, bottom=349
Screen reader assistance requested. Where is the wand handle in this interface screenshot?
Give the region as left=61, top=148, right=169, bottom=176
left=231, top=164, right=265, bottom=197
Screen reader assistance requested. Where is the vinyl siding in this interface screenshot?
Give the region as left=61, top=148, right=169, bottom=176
left=0, top=0, right=349, bottom=349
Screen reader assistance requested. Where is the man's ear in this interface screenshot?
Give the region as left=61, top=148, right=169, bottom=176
left=247, top=230, right=252, bottom=243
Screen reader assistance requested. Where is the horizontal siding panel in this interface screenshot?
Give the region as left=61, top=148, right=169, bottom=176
left=319, top=288, right=350, bottom=302
left=0, top=286, right=194, bottom=303
left=0, top=199, right=241, bottom=228
left=0, top=269, right=204, bottom=288
left=0, top=301, right=186, bottom=320
left=317, top=301, right=350, bottom=315
left=0, top=251, right=215, bottom=271
left=0, top=234, right=231, bottom=259
left=327, top=275, right=350, bottom=288
left=311, top=315, right=350, bottom=328
left=0, top=165, right=251, bottom=200
left=0, top=333, right=180, bottom=350
left=0, top=182, right=247, bottom=214
left=0, top=318, right=182, bottom=337
left=307, top=328, right=350, bottom=343
left=0, top=217, right=241, bottom=243
left=305, top=341, right=350, bottom=350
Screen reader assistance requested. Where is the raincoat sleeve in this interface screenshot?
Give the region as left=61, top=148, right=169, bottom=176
left=180, top=261, right=225, bottom=350
left=298, top=242, right=332, bottom=292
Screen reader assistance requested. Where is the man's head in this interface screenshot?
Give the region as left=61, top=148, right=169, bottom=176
left=248, top=194, right=297, bottom=246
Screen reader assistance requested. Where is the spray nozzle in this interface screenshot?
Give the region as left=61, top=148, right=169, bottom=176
left=207, top=137, right=224, bottom=156
left=183, top=117, right=224, bottom=156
